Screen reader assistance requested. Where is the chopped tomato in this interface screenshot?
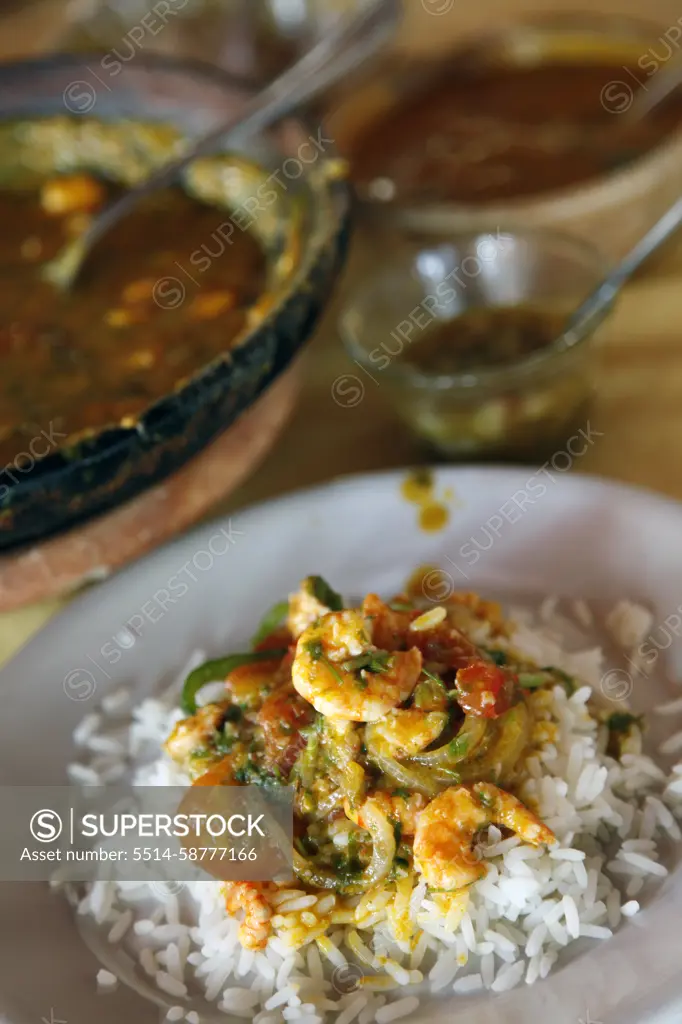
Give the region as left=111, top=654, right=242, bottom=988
left=455, top=660, right=516, bottom=718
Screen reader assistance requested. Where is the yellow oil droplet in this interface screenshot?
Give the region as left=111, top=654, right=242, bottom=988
left=401, top=468, right=434, bottom=504
left=404, top=563, right=439, bottom=597
left=400, top=469, right=450, bottom=533
left=419, top=503, right=449, bottom=533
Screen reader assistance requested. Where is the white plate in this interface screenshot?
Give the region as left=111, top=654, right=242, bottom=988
left=2, top=466, right=682, bottom=1024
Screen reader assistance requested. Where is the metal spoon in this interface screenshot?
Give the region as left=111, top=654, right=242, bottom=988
left=45, top=0, right=400, bottom=292
left=619, top=54, right=682, bottom=127
left=531, top=54, right=682, bottom=154
left=566, top=53, right=682, bottom=152
left=559, top=195, right=682, bottom=348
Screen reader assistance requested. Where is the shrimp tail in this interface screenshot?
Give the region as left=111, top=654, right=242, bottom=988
left=222, top=882, right=275, bottom=951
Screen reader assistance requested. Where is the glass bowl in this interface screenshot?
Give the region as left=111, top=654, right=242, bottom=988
left=339, top=227, right=609, bottom=461
left=330, top=13, right=682, bottom=261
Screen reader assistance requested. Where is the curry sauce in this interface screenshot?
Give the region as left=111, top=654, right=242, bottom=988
left=0, top=172, right=267, bottom=469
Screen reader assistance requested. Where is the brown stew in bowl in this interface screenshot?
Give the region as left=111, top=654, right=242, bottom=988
left=348, top=62, right=682, bottom=204
left=0, top=176, right=266, bottom=470
left=0, top=128, right=269, bottom=471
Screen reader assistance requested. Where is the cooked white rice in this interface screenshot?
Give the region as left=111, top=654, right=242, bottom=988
left=63, top=602, right=682, bottom=1023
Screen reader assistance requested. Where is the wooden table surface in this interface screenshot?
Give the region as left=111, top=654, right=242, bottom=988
left=1, top=0, right=682, bottom=664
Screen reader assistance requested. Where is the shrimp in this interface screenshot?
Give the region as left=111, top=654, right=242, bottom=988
left=368, top=709, right=448, bottom=758
left=364, top=594, right=514, bottom=717
left=224, top=657, right=282, bottom=710
left=257, top=682, right=315, bottom=778
left=165, top=703, right=229, bottom=767
left=222, top=882, right=275, bottom=951
left=292, top=609, right=422, bottom=722
left=346, top=788, right=428, bottom=836
left=413, top=782, right=556, bottom=891
left=288, top=575, right=342, bottom=639
left=363, top=594, right=481, bottom=670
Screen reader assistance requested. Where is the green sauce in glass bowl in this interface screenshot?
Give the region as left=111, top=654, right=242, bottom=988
left=339, top=228, right=607, bottom=461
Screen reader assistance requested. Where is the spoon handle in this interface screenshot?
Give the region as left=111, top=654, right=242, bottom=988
left=564, top=195, right=682, bottom=343
left=71, top=0, right=399, bottom=276
left=622, top=53, right=682, bottom=126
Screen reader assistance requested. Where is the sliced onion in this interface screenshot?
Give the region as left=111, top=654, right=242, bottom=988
left=324, top=720, right=365, bottom=808
left=492, top=700, right=532, bottom=783
left=365, top=732, right=443, bottom=797
left=409, top=715, right=488, bottom=768
left=292, top=798, right=395, bottom=895
left=292, top=850, right=339, bottom=891
left=459, top=701, right=531, bottom=784
left=352, top=798, right=396, bottom=890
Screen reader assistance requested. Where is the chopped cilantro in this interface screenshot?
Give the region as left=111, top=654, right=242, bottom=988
left=305, top=638, right=324, bottom=660
left=305, top=638, right=347, bottom=686
left=389, top=601, right=413, bottom=612
left=342, top=651, right=391, bottom=674
left=233, top=759, right=281, bottom=789
left=608, top=712, right=643, bottom=733
left=325, top=657, right=346, bottom=686
left=484, top=648, right=508, bottom=666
